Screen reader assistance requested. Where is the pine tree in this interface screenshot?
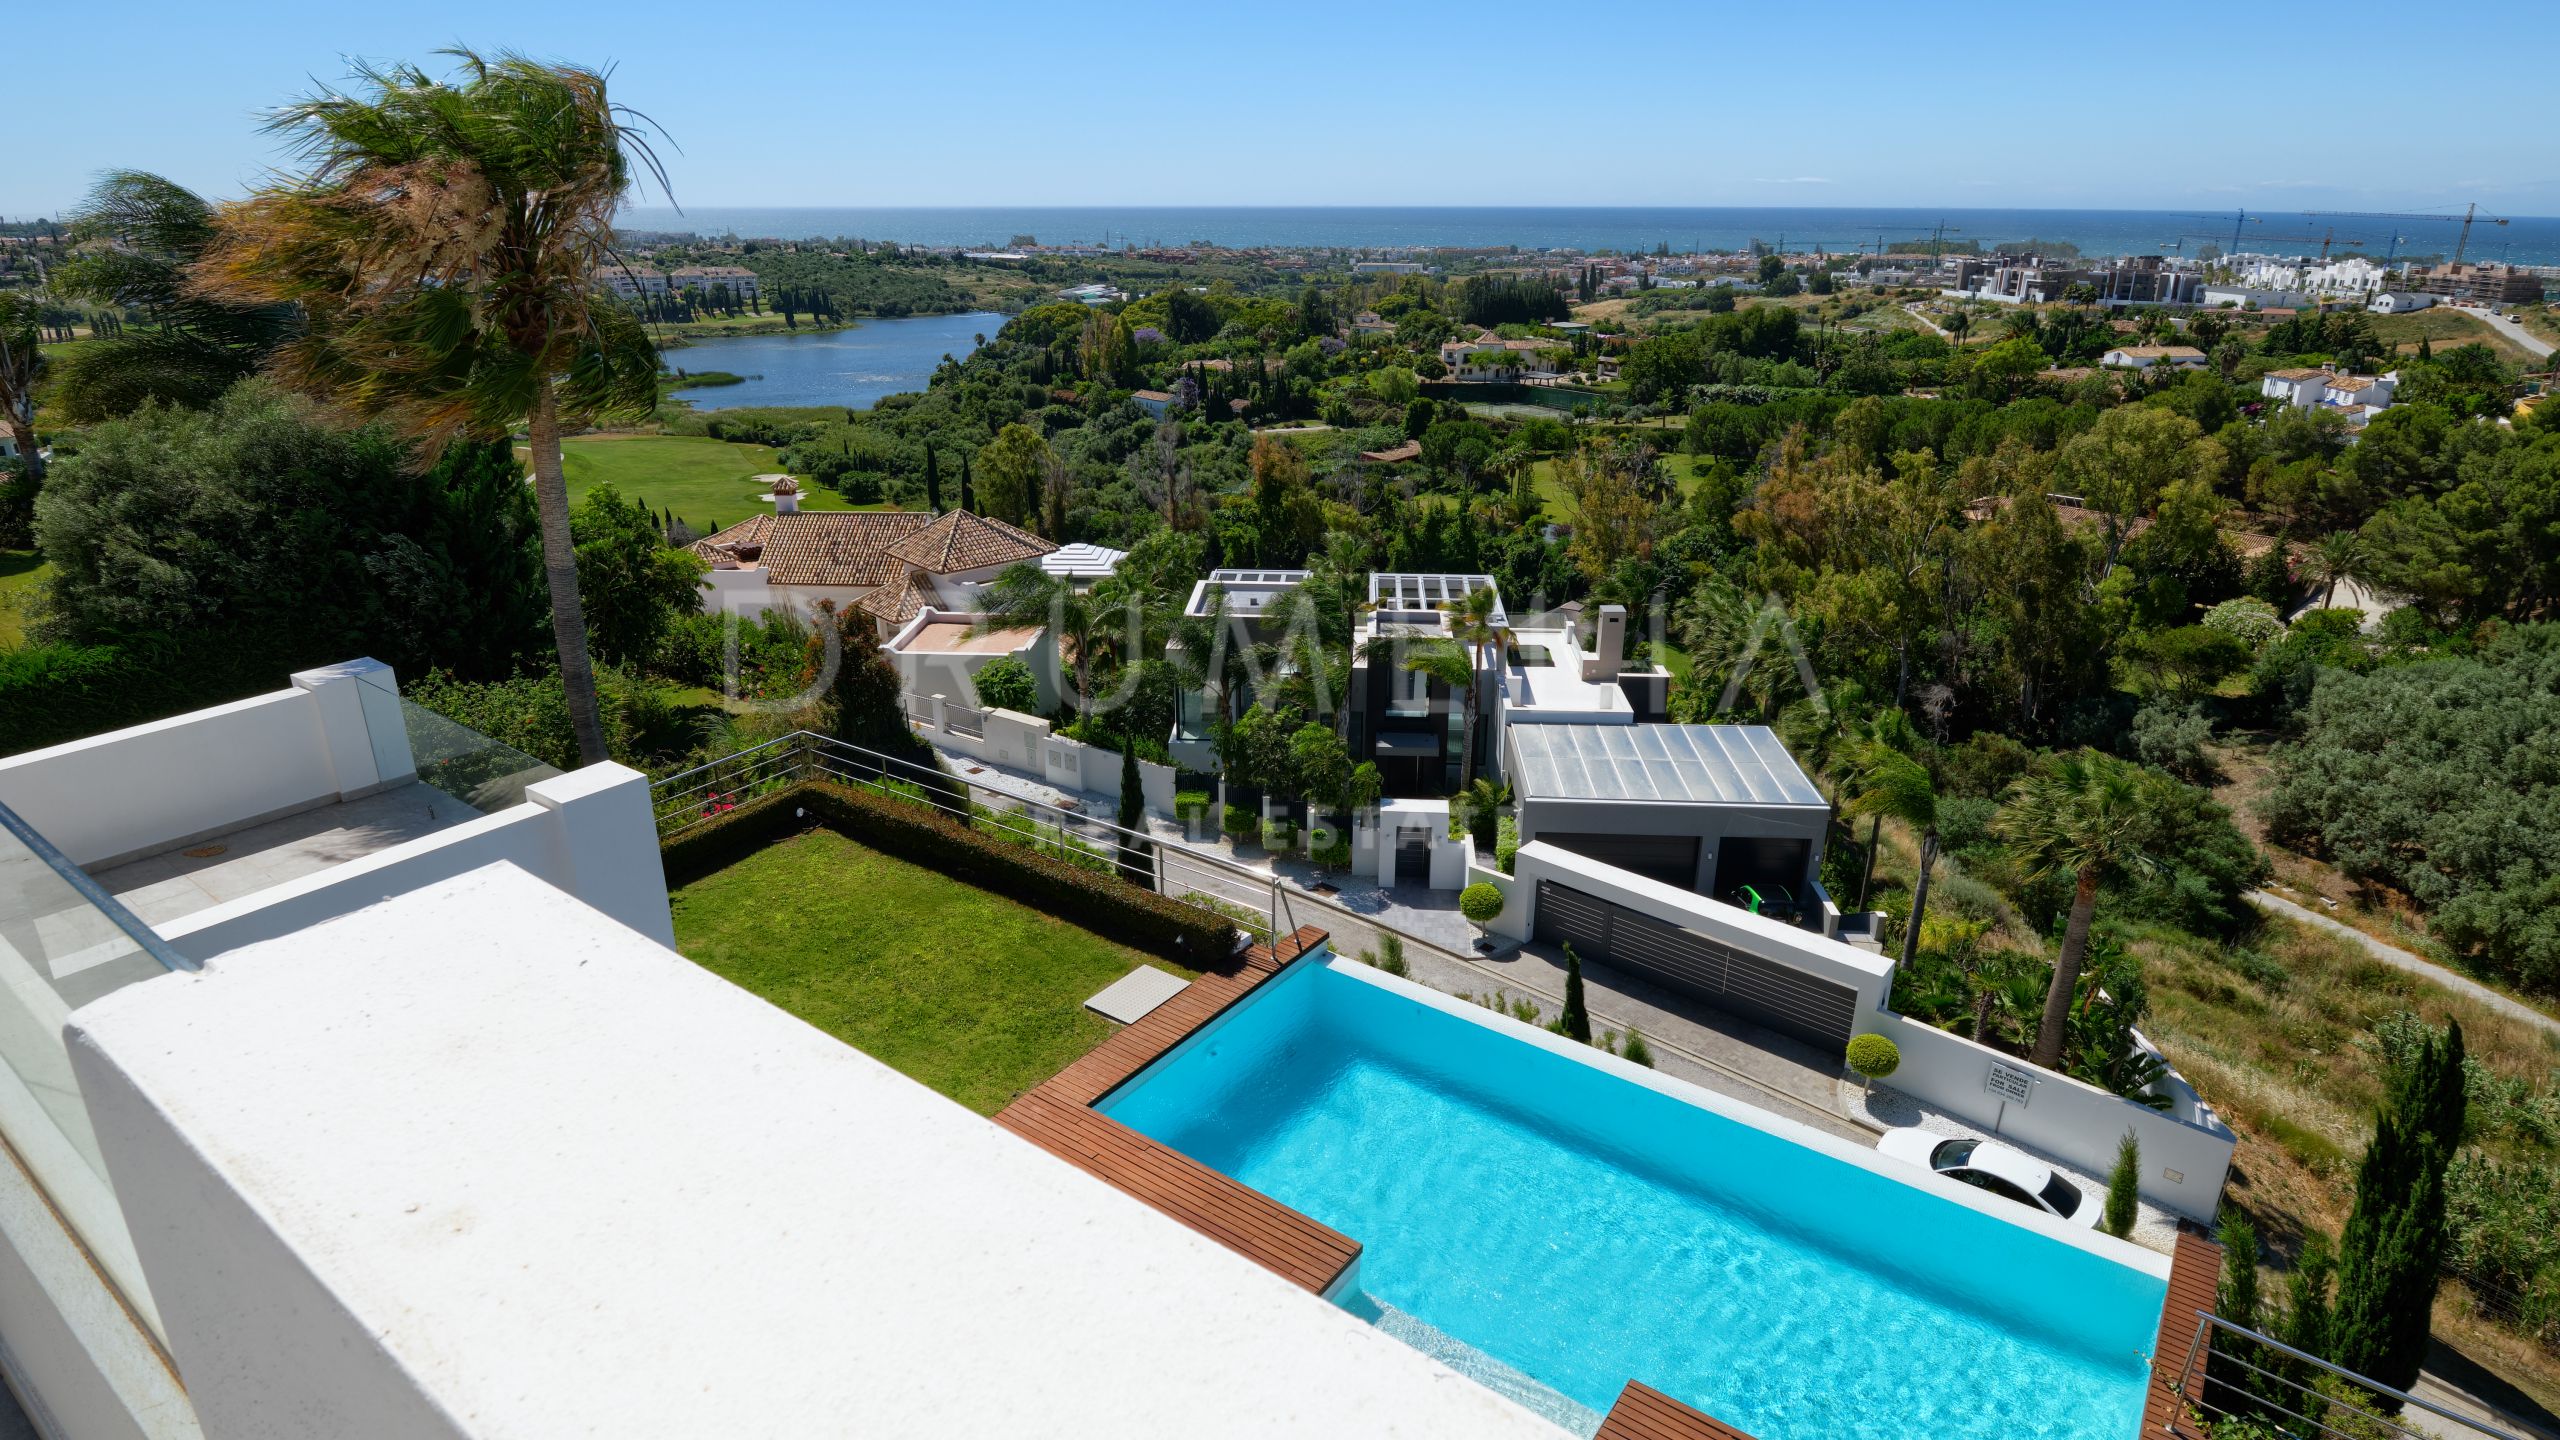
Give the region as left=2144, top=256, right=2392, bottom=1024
left=1560, top=942, right=1592, bottom=1042
left=2327, top=1019, right=2465, bottom=1395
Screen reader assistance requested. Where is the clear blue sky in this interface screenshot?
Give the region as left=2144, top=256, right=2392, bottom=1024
left=17, top=0, right=2557, bottom=218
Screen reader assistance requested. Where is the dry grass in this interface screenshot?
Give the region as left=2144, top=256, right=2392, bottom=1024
left=2140, top=914, right=2560, bottom=1409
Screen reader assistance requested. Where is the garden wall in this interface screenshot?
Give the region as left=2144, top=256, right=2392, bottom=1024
left=904, top=698, right=1177, bottom=817
left=1872, top=1014, right=2236, bottom=1222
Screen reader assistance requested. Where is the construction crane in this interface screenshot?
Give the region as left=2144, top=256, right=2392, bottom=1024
left=2301, top=203, right=2509, bottom=266
left=2176, top=210, right=2263, bottom=256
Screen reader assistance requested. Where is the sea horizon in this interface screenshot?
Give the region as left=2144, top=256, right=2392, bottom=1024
left=616, top=204, right=2560, bottom=266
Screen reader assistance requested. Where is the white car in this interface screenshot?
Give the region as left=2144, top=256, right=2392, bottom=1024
left=1876, top=1128, right=2099, bottom=1228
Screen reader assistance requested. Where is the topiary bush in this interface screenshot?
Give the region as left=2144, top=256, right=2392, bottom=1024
left=1496, top=816, right=1519, bottom=875
left=1459, top=881, right=1505, bottom=945
left=1222, top=803, right=1257, bottom=841
left=1846, top=1032, right=1902, bottom=1091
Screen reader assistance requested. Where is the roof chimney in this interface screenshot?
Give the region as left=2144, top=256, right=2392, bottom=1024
left=765, top=475, right=801, bottom=514
left=1583, top=604, right=1627, bottom=682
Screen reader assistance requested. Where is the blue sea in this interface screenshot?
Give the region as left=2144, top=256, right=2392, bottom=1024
left=618, top=205, right=2560, bottom=266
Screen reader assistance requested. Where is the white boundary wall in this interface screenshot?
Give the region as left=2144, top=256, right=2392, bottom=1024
left=0, top=661, right=415, bottom=869
left=1499, top=841, right=2236, bottom=1219
left=907, top=700, right=1178, bottom=818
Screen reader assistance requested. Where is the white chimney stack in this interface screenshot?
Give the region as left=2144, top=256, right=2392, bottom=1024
left=1583, top=604, right=1627, bottom=681
left=765, top=475, right=801, bottom=514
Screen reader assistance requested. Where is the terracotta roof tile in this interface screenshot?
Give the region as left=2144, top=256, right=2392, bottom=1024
left=883, top=510, right=1055, bottom=575
left=855, top=570, right=941, bottom=625
left=690, top=511, right=931, bottom=587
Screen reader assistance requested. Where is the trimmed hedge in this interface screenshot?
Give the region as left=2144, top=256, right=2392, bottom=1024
left=662, top=780, right=1239, bottom=966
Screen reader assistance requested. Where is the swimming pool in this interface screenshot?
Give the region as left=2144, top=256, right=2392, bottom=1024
left=1098, top=956, right=2168, bottom=1440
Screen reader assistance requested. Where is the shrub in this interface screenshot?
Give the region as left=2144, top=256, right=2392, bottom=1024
left=1360, top=934, right=1410, bottom=978
left=2103, top=1131, right=2141, bottom=1239
left=659, top=780, right=1237, bottom=964
left=1261, top=818, right=1298, bottom=852
left=1845, top=1033, right=1901, bottom=1090
left=1496, top=816, right=1519, bottom=875
left=1311, top=838, right=1352, bottom=870
left=1459, top=881, right=1505, bottom=936
left=1623, top=1029, right=1655, bottom=1068
left=1222, top=803, right=1257, bottom=841
left=2130, top=697, right=2214, bottom=779
left=970, top=655, right=1039, bottom=713
left=2203, top=596, right=2284, bottom=649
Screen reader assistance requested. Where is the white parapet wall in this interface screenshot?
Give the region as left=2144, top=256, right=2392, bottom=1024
left=154, top=764, right=673, bottom=961
left=64, top=864, right=1569, bottom=1440
left=907, top=698, right=1179, bottom=818
left=0, top=661, right=415, bottom=869
left=1500, top=840, right=2236, bottom=1219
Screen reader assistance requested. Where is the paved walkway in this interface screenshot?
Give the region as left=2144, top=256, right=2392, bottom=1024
left=2248, top=891, right=2560, bottom=1042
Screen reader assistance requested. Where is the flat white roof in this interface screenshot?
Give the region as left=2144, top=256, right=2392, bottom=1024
left=1367, top=573, right=1505, bottom=626
left=1039, top=542, right=1127, bottom=579
left=1509, top=724, right=1826, bottom=808
left=69, top=865, right=1568, bottom=1439
left=1184, top=570, right=1311, bottom=619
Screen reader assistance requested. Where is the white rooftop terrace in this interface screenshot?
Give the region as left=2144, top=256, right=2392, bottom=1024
left=1181, top=568, right=1310, bottom=619
left=1366, top=572, right=1505, bottom=626
left=68, top=864, right=1570, bottom=1440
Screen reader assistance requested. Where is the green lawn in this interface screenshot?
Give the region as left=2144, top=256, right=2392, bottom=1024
left=0, top=550, right=49, bottom=648
left=539, top=434, right=876, bottom=534
left=1530, top=452, right=1710, bottom=521
left=670, top=829, right=1191, bottom=1114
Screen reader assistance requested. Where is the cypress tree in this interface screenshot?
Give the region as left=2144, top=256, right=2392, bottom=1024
left=2328, top=1019, right=2465, bottom=1395
left=1115, top=737, right=1150, bottom=886
left=2102, top=1131, right=2140, bottom=1238
left=923, top=442, right=942, bottom=514
left=1560, top=942, right=1592, bottom=1042
left=959, top=452, right=975, bottom=513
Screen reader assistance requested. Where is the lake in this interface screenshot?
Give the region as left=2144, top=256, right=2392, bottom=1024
left=665, top=311, right=1006, bottom=411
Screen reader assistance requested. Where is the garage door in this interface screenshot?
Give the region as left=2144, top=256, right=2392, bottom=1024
left=1531, top=879, right=1858, bottom=1055
left=1537, top=832, right=1700, bottom=890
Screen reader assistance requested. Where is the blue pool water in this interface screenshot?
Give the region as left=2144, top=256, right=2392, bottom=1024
left=1098, top=959, right=2167, bottom=1440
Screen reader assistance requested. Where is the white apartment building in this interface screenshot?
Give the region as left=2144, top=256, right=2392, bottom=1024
left=666, top=264, right=760, bottom=300
left=591, top=264, right=669, bottom=299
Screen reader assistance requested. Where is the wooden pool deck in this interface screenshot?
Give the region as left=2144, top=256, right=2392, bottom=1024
left=2142, top=1229, right=2225, bottom=1438
left=1595, top=1381, right=1759, bottom=1439
left=994, top=926, right=1361, bottom=1295
left=997, top=921, right=2197, bottom=1440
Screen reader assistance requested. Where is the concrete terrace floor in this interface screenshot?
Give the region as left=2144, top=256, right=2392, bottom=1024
left=92, top=783, right=474, bottom=928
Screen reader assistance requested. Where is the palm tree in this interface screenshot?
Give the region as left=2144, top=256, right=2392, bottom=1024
left=50, top=171, right=294, bottom=421
left=1843, top=739, right=1940, bottom=973
left=192, top=50, right=668, bottom=765
left=1387, top=638, right=1477, bottom=792
left=0, top=290, right=46, bottom=486
left=2311, top=529, right=2366, bottom=609
left=1994, top=750, right=2157, bottom=1069
left=1944, top=308, right=1972, bottom=350
left=981, top=563, right=1116, bottom=726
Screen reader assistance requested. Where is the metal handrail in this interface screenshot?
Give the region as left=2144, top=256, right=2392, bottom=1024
left=651, top=730, right=1288, bottom=948
left=2165, top=1311, right=2534, bottom=1440
left=0, top=797, right=198, bottom=974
